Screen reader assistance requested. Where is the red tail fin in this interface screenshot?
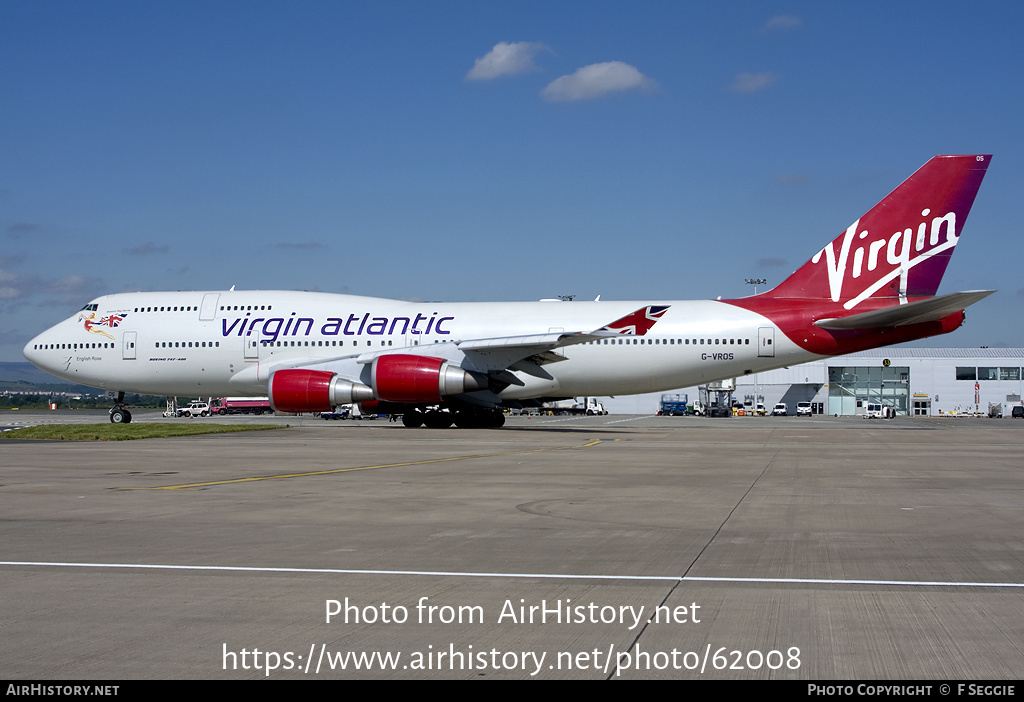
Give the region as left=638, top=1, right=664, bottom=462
left=768, top=155, right=990, bottom=310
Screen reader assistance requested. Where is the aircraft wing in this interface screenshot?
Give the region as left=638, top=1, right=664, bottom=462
left=353, top=305, right=671, bottom=376
left=229, top=333, right=587, bottom=390
left=455, top=331, right=611, bottom=378
left=229, top=352, right=362, bottom=390
left=232, top=305, right=672, bottom=395
left=813, top=290, right=995, bottom=330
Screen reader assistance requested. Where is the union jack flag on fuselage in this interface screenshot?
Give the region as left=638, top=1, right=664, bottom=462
left=599, top=305, right=670, bottom=335
left=99, top=314, right=127, bottom=327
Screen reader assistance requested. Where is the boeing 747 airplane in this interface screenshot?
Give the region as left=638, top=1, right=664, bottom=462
left=24, top=155, right=994, bottom=427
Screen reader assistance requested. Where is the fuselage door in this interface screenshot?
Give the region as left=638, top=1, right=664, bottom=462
left=200, top=294, right=220, bottom=321
left=757, top=327, right=775, bottom=358
left=244, top=328, right=260, bottom=360
left=122, top=331, right=137, bottom=360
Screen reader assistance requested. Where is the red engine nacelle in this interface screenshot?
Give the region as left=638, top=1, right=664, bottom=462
left=371, top=354, right=486, bottom=403
left=269, top=369, right=374, bottom=414
left=268, top=356, right=486, bottom=413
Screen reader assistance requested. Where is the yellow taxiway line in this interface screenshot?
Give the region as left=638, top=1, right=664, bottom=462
left=121, top=439, right=605, bottom=491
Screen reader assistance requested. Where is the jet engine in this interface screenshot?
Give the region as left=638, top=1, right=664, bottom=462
left=371, top=354, right=486, bottom=402
left=268, top=369, right=374, bottom=414
left=268, top=355, right=487, bottom=413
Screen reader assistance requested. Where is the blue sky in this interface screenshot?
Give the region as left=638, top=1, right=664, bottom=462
left=3, top=1, right=1023, bottom=361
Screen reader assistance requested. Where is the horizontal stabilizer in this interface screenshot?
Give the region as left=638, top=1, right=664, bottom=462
left=813, top=290, right=995, bottom=330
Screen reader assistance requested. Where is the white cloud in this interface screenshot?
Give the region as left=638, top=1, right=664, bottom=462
left=466, top=41, right=550, bottom=81
left=542, top=61, right=657, bottom=102
left=0, top=269, right=104, bottom=310
left=762, top=14, right=802, bottom=33
left=730, top=71, right=780, bottom=93
left=0, top=268, right=28, bottom=305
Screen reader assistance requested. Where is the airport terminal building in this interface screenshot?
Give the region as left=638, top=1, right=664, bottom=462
left=604, top=348, right=1024, bottom=417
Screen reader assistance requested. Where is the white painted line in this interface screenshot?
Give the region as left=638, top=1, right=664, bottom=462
left=0, top=560, right=674, bottom=580
left=681, top=576, right=1024, bottom=588
left=2, top=561, right=1022, bottom=589
left=534, top=416, right=589, bottom=424
left=604, top=416, right=655, bottom=424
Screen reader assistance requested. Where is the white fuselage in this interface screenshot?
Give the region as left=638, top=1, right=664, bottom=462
left=24, top=290, right=817, bottom=400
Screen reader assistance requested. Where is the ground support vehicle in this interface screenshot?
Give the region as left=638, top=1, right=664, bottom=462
left=210, top=397, right=273, bottom=415
left=659, top=394, right=689, bottom=416
left=179, top=401, right=211, bottom=417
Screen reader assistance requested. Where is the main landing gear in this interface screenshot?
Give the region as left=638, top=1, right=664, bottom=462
left=109, top=391, right=132, bottom=424
left=401, top=408, right=506, bottom=429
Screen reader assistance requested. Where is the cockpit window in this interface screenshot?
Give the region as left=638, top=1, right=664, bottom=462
left=79, top=303, right=99, bottom=311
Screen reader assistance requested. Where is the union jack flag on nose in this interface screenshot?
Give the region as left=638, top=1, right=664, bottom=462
left=599, top=305, right=670, bottom=335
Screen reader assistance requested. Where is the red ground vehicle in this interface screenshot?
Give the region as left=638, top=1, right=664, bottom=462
left=209, top=397, right=273, bottom=415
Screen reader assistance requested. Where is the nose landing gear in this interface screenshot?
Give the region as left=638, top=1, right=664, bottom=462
left=109, top=391, right=132, bottom=424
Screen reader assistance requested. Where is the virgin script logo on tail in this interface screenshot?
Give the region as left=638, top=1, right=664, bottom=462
left=811, top=209, right=957, bottom=309
left=600, top=305, right=670, bottom=335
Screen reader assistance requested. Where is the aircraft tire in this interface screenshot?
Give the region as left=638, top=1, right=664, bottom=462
left=453, top=411, right=483, bottom=429
left=423, top=410, right=454, bottom=429
left=402, top=410, right=424, bottom=428
left=110, top=409, right=131, bottom=424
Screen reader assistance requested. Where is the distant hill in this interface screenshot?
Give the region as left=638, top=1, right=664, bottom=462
left=0, top=361, right=67, bottom=384
left=0, top=362, right=103, bottom=393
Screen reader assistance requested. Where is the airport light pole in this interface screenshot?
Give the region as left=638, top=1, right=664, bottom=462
left=745, top=278, right=767, bottom=296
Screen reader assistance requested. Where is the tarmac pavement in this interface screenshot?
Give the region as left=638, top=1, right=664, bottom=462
left=2, top=412, right=1022, bottom=679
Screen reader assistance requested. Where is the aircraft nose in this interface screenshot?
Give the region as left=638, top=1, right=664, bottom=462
left=24, top=332, right=57, bottom=373
left=24, top=335, right=44, bottom=365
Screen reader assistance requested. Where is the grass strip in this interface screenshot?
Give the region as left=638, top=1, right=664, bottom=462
left=1, top=423, right=285, bottom=441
